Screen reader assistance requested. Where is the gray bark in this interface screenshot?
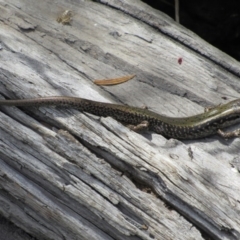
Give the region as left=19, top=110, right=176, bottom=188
left=0, top=0, right=240, bottom=240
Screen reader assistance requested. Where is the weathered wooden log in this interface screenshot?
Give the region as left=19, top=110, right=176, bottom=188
left=0, top=0, right=240, bottom=240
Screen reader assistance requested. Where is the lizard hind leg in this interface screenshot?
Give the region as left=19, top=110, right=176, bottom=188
left=127, top=121, right=149, bottom=132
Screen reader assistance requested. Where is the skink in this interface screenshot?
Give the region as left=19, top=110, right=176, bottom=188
left=0, top=96, right=240, bottom=140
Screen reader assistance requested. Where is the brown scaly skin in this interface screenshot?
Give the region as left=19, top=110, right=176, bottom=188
left=0, top=97, right=240, bottom=139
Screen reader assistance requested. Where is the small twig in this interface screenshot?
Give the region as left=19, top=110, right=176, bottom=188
left=175, top=0, right=180, bottom=23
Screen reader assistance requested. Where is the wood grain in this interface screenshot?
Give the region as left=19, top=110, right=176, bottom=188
left=0, top=0, right=240, bottom=239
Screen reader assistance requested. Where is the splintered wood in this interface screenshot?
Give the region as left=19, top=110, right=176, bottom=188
left=57, top=10, right=73, bottom=24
